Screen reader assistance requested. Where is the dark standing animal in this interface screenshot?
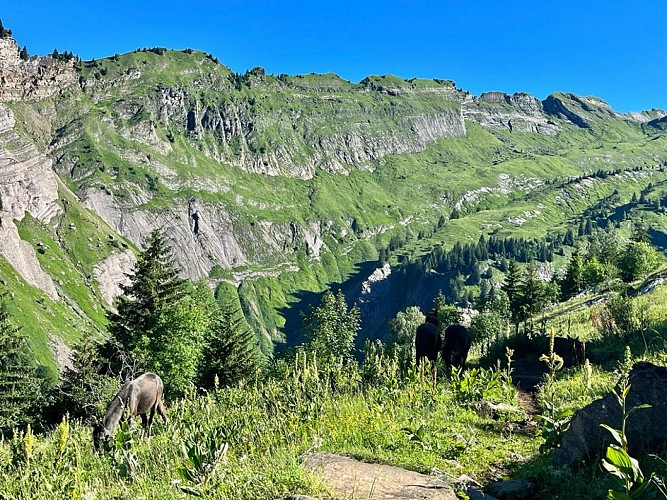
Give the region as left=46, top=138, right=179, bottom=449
left=442, top=324, right=471, bottom=370
left=92, top=372, right=167, bottom=449
left=415, top=313, right=441, bottom=367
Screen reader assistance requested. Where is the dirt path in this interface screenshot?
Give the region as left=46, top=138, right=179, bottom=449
left=511, top=360, right=548, bottom=418
left=303, top=453, right=458, bottom=499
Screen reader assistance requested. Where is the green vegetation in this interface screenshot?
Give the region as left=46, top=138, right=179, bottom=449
left=2, top=35, right=667, bottom=497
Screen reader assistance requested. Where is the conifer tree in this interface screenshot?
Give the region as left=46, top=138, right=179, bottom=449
left=56, top=337, right=119, bottom=419
left=0, top=292, right=39, bottom=431
left=108, top=229, right=187, bottom=359
left=198, top=303, right=264, bottom=388
left=504, top=260, right=523, bottom=330
left=519, top=262, right=547, bottom=332
left=107, top=229, right=209, bottom=396
left=560, top=249, right=584, bottom=299
left=0, top=20, right=12, bottom=39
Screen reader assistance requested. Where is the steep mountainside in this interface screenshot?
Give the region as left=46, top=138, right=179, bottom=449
left=2, top=29, right=667, bottom=371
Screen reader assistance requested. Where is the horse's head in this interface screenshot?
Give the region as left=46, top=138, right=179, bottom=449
left=90, top=416, right=113, bottom=450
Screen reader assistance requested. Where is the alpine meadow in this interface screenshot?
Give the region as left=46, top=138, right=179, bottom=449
left=1, top=14, right=667, bottom=499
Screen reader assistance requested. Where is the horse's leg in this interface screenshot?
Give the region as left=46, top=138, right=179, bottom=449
left=140, top=413, right=148, bottom=436
left=147, top=408, right=156, bottom=436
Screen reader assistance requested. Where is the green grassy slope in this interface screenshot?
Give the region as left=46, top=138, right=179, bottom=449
left=5, top=47, right=667, bottom=361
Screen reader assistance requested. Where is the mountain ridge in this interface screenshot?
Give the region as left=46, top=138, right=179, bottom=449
left=2, top=27, right=667, bottom=371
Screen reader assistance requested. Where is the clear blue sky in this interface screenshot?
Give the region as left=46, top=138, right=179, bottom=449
left=3, top=1, right=665, bottom=112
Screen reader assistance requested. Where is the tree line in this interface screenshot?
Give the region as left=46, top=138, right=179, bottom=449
left=0, top=230, right=265, bottom=434
left=1, top=215, right=664, bottom=435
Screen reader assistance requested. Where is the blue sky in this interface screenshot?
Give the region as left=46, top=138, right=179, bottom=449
left=3, top=1, right=665, bottom=112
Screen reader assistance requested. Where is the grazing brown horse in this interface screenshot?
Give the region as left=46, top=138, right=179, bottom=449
left=92, top=372, right=167, bottom=449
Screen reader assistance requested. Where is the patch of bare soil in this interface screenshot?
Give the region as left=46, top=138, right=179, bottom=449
left=303, top=452, right=458, bottom=499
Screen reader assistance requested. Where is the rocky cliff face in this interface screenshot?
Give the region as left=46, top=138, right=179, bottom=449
left=143, top=83, right=467, bottom=178
left=462, top=91, right=559, bottom=135
left=0, top=36, right=77, bottom=101
left=80, top=185, right=328, bottom=281
left=0, top=102, right=60, bottom=298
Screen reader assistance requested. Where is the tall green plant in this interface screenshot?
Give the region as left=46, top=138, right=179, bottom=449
left=302, top=289, right=360, bottom=365
left=599, top=375, right=663, bottom=499
left=538, top=331, right=572, bottom=453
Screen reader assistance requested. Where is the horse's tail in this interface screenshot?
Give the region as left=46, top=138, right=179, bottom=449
left=157, top=396, right=168, bottom=422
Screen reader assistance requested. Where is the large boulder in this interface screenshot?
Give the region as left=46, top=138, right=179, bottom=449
left=553, top=362, right=667, bottom=467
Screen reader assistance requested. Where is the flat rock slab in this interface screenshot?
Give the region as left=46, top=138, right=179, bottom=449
left=304, top=453, right=457, bottom=499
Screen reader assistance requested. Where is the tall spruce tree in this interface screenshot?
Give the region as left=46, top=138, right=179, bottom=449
left=504, top=259, right=523, bottom=333
left=560, top=249, right=584, bottom=299
left=107, top=229, right=209, bottom=396
left=108, top=229, right=187, bottom=360
left=0, top=292, right=39, bottom=432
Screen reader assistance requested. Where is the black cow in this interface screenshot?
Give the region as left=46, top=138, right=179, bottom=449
left=442, top=324, right=471, bottom=369
left=415, top=313, right=441, bottom=367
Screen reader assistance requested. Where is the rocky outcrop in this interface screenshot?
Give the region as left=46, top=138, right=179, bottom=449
left=149, top=89, right=466, bottom=178
left=0, top=37, right=77, bottom=102
left=553, top=362, right=667, bottom=467
left=542, top=94, right=591, bottom=128
left=627, top=108, right=667, bottom=123
left=542, top=93, right=622, bottom=130
left=81, top=187, right=329, bottom=280
left=93, top=249, right=136, bottom=306
left=0, top=103, right=60, bottom=298
left=463, top=92, right=559, bottom=135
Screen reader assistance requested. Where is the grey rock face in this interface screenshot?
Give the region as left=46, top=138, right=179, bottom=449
left=93, top=249, right=136, bottom=306
left=81, top=186, right=328, bottom=281
left=542, top=94, right=590, bottom=128
left=463, top=92, right=559, bottom=135
left=553, top=362, right=667, bottom=467
left=0, top=103, right=60, bottom=298
left=0, top=37, right=77, bottom=101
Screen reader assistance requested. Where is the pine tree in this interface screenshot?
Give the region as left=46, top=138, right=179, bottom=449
left=504, top=259, right=523, bottom=327
left=519, top=263, right=547, bottom=331
left=108, top=229, right=187, bottom=359
left=107, top=229, right=210, bottom=396
left=560, top=249, right=584, bottom=299
left=56, top=337, right=119, bottom=419
left=0, top=292, right=40, bottom=432
left=0, top=19, right=12, bottom=39
left=19, top=46, right=28, bottom=61
left=199, top=304, right=264, bottom=388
